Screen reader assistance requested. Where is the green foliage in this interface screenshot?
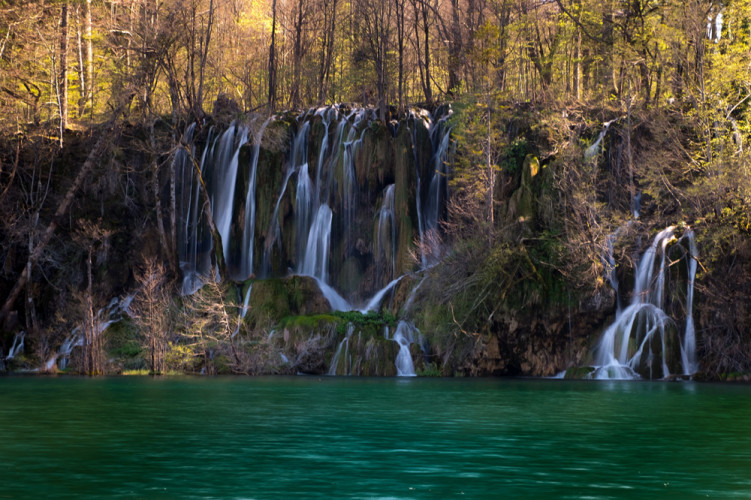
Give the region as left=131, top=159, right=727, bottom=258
left=165, top=342, right=201, bottom=373
left=105, top=319, right=143, bottom=359
left=501, top=139, right=529, bottom=176
left=331, top=311, right=396, bottom=334
left=417, top=362, right=442, bottom=377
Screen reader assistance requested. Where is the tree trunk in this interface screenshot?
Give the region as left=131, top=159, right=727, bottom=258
left=448, top=0, right=462, bottom=94
left=291, top=0, right=304, bottom=109
left=86, top=0, right=93, bottom=114
left=59, top=2, right=70, bottom=134
left=421, top=0, right=433, bottom=104
left=574, top=24, right=582, bottom=101
left=195, top=0, right=214, bottom=118
left=75, top=5, right=87, bottom=118
left=395, top=0, right=405, bottom=111
left=85, top=244, right=95, bottom=374
left=268, top=0, right=278, bottom=111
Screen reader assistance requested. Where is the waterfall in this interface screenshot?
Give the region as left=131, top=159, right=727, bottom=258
left=328, top=324, right=355, bottom=375
left=5, top=331, right=25, bottom=361
left=47, top=329, right=82, bottom=371
left=584, top=120, right=613, bottom=160
left=295, top=163, right=315, bottom=269
left=240, top=117, right=273, bottom=279
left=359, top=276, right=403, bottom=313
left=39, top=295, right=133, bottom=372
left=681, top=231, right=698, bottom=375
left=342, top=140, right=358, bottom=254
left=393, top=321, right=417, bottom=376
left=416, top=109, right=452, bottom=267
left=262, top=165, right=295, bottom=276
left=300, top=204, right=333, bottom=281
left=175, top=106, right=455, bottom=373
left=213, top=125, right=249, bottom=270
left=374, top=184, right=396, bottom=288
left=233, top=284, right=253, bottom=339
left=589, top=226, right=698, bottom=379
left=176, top=123, right=214, bottom=295
left=299, top=203, right=352, bottom=311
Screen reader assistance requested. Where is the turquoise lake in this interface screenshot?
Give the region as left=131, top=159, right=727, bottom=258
left=2, top=376, right=750, bottom=499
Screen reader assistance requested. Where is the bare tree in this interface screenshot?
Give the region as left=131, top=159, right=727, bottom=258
left=356, top=0, right=393, bottom=121
left=131, top=257, right=171, bottom=374
left=73, top=220, right=116, bottom=375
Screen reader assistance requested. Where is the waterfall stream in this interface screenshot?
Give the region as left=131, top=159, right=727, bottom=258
left=589, top=226, right=698, bottom=379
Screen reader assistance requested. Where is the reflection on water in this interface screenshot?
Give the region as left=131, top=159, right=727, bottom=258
left=2, top=377, right=750, bottom=499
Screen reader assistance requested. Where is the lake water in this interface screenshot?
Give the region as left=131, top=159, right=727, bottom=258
left=2, top=376, right=750, bottom=499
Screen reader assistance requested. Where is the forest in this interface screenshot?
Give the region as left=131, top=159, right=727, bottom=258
left=0, top=0, right=750, bottom=379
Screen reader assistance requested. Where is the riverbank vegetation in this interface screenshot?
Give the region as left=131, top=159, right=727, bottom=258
left=1, top=0, right=750, bottom=378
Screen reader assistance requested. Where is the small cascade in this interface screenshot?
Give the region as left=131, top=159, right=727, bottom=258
left=374, top=184, right=396, bottom=287
left=588, top=226, right=698, bottom=379
left=44, top=295, right=133, bottom=371
left=47, top=329, right=82, bottom=371
left=393, top=321, right=417, bottom=377
left=5, top=331, right=25, bottom=361
left=584, top=120, right=614, bottom=160
left=416, top=109, right=453, bottom=267
left=402, top=275, right=426, bottom=314
left=233, top=284, right=253, bottom=339
left=328, top=324, right=355, bottom=375
left=297, top=183, right=352, bottom=311
left=313, top=108, right=332, bottom=207
left=176, top=123, right=212, bottom=295
left=681, top=231, right=698, bottom=374
left=240, top=117, right=273, bottom=279
left=359, top=276, right=403, bottom=313
left=262, top=165, right=295, bottom=276
left=295, top=163, right=315, bottom=267
left=300, top=204, right=333, bottom=281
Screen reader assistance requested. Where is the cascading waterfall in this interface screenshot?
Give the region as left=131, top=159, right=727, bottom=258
left=589, top=226, right=698, bottom=379
left=45, top=296, right=132, bottom=371
left=176, top=105, right=453, bottom=375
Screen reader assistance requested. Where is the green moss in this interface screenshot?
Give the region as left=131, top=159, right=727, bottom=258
left=279, top=314, right=340, bottom=330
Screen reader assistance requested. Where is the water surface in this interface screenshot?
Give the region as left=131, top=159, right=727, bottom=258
left=2, top=377, right=750, bottom=498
